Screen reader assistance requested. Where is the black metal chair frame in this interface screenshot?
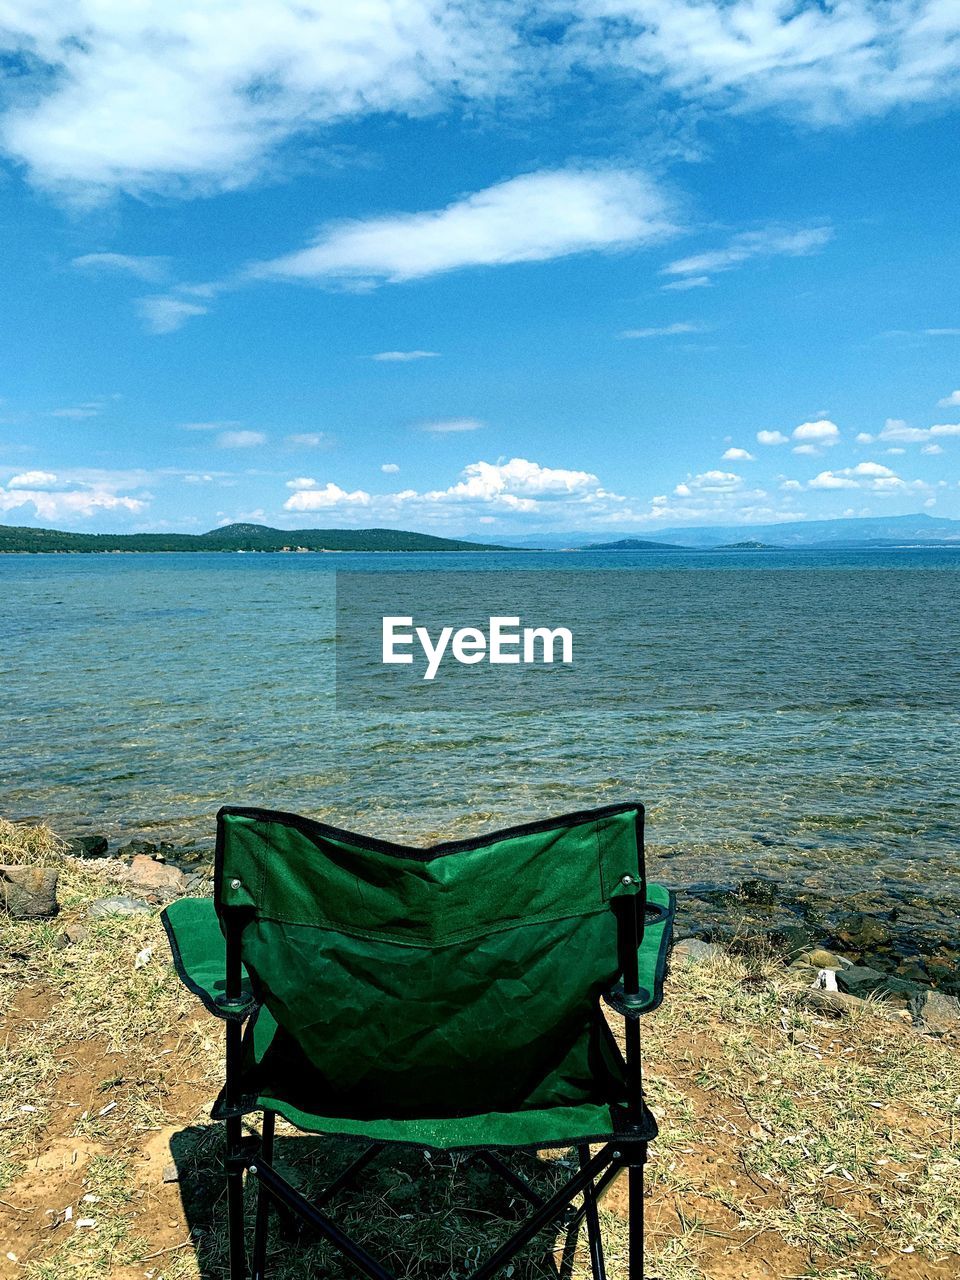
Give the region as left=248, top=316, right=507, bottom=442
left=219, top=893, right=661, bottom=1280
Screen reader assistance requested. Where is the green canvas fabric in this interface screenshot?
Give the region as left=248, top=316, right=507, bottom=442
left=162, top=804, right=676, bottom=1151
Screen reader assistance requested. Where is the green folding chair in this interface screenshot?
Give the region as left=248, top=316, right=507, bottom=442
left=162, top=803, right=675, bottom=1280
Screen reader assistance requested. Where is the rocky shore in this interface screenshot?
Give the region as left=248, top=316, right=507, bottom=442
left=3, top=819, right=958, bottom=1035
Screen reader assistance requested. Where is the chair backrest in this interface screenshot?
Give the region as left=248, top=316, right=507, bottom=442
left=216, top=803, right=644, bottom=1118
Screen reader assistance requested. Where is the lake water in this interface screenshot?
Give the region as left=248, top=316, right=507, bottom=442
left=3, top=547, right=959, bottom=965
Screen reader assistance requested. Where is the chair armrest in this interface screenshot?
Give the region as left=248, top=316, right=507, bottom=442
left=603, top=883, right=676, bottom=1018
left=161, top=897, right=257, bottom=1021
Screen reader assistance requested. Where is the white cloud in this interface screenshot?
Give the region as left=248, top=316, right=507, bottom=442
left=372, top=350, right=439, bottom=362
left=662, top=226, right=832, bottom=281
left=792, top=444, right=820, bottom=456
left=285, top=482, right=371, bottom=511
left=855, top=432, right=874, bottom=443
left=566, top=1, right=960, bottom=126
left=421, top=418, right=483, bottom=434
left=381, top=463, right=400, bottom=473
left=0, top=467, right=149, bottom=520
left=619, top=322, right=699, bottom=339
left=722, top=447, right=755, bottom=461
left=923, top=443, right=944, bottom=455
left=876, top=418, right=960, bottom=443
left=4, top=4, right=959, bottom=201
left=661, top=275, right=711, bottom=291
left=250, top=168, right=676, bottom=286
left=780, top=479, right=804, bottom=491
left=285, top=477, right=317, bottom=490
left=72, top=253, right=168, bottom=281
left=809, top=461, right=909, bottom=491
left=677, top=470, right=743, bottom=494
left=286, top=432, right=330, bottom=447
left=809, top=471, right=859, bottom=490
left=757, top=430, right=788, bottom=445
left=793, top=418, right=840, bottom=443
left=9, top=470, right=57, bottom=488
left=218, top=430, right=266, bottom=448
left=137, top=295, right=208, bottom=334
left=937, top=390, right=960, bottom=407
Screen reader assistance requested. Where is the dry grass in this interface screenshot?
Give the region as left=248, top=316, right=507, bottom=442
left=0, top=820, right=67, bottom=868
left=1, top=823, right=958, bottom=1280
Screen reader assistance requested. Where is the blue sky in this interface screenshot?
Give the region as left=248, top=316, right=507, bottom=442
left=1, top=2, right=960, bottom=536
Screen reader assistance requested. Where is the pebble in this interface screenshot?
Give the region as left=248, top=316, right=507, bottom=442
left=87, top=895, right=152, bottom=918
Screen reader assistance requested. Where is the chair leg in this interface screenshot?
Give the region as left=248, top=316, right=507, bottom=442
left=250, top=1111, right=275, bottom=1280
left=577, top=1146, right=607, bottom=1280
left=628, top=1145, right=646, bottom=1280
left=226, top=1114, right=247, bottom=1280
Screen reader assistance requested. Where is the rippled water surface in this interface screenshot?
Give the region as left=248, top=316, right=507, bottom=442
left=3, top=548, right=959, bottom=937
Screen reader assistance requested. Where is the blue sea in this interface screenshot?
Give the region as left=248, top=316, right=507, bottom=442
left=3, top=547, right=959, bottom=953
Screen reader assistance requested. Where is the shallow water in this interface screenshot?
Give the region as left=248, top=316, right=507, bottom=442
left=3, top=547, right=959, bottom=948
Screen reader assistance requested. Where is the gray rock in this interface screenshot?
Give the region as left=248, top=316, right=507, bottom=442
left=116, top=838, right=158, bottom=860
left=803, top=989, right=870, bottom=1018
left=909, top=990, right=960, bottom=1033
left=87, top=895, right=152, bottom=918
left=60, top=923, right=89, bottom=945
left=673, top=938, right=724, bottom=965
left=0, top=865, right=59, bottom=919
left=68, top=834, right=109, bottom=858
left=836, top=965, right=886, bottom=996
left=162, top=1162, right=179, bottom=1184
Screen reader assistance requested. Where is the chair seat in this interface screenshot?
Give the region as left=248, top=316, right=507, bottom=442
left=162, top=884, right=673, bottom=1152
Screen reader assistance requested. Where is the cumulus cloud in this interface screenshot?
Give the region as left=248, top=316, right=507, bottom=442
left=722, top=447, right=755, bottom=461
left=675, top=470, right=743, bottom=494
left=371, top=350, right=439, bottom=362
left=250, top=169, right=676, bottom=286
left=381, top=463, right=400, bottom=473
left=662, top=226, right=832, bottom=282
left=72, top=253, right=168, bottom=281
left=937, top=390, right=960, bottom=407
left=285, top=481, right=371, bottom=511
left=793, top=418, right=840, bottom=443
left=809, top=461, right=913, bottom=492
left=859, top=418, right=960, bottom=444
left=757, top=430, right=789, bottom=445
left=281, top=457, right=622, bottom=524
left=619, top=322, right=699, bottom=339
left=0, top=467, right=149, bottom=520
left=137, top=295, right=208, bottom=334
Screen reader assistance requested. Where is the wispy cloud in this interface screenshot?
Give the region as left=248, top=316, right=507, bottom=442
left=72, top=252, right=168, bottom=281
left=371, top=350, right=439, bottom=362
left=217, top=430, right=266, bottom=448
left=3, top=5, right=959, bottom=199
left=619, top=322, right=700, bottom=339
left=857, top=418, right=960, bottom=445
left=51, top=402, right=102, bottom=419
left=421, top=418, right=484, bottom=434
left=249, top=169, right=677, bottom=287
left=286, top=432, right=331, bottom=448
left=662, top=226, right=832, bottom=284
left=137, top=295, right=208, bottom=334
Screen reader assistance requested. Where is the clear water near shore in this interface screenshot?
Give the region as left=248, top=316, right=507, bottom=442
left=3, top=546, right=959, bottom=959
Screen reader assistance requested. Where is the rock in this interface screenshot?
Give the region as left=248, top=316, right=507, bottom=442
left=768, top=923, right=817, bottom=959
left=909, top=990, right=960, bottom=1033
left=793, top=948, right=851, bottom=971
left=673, top=938, right=724, bottom=965
left=87, top=895, right=152, bottom=918
left=736, top=878, right=780, bottom=905
left=116, top=838, right=157, bottom=860
left=126, top=855, right=186, bottom=895
left=60, top=923, right=89, bottom=945
left=803, top=989, right=870, bottom=1018
left=162, top=1162, right=179, bottom=1184
left=834, top=913, right=893, bottom=952
left=67, top=834, right=109, bottom=858
left=836, top=965, right=886, bottom=996
left=0, top=865, right=59, bottom=919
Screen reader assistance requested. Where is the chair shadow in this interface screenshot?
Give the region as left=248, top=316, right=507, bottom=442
left=169, top=1125, right=584, bottom=1280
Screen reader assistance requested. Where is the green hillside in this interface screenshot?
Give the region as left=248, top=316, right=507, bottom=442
left=0, top=522, right=509, bottom=554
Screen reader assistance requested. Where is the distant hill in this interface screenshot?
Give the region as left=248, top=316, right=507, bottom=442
left=0, top=522, right=508, bottom=554
left=507, top=512, right=960, bottom=551
left=713, top=540, right=778, bottom=551
left=579, top=537, right=683, bottom=551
